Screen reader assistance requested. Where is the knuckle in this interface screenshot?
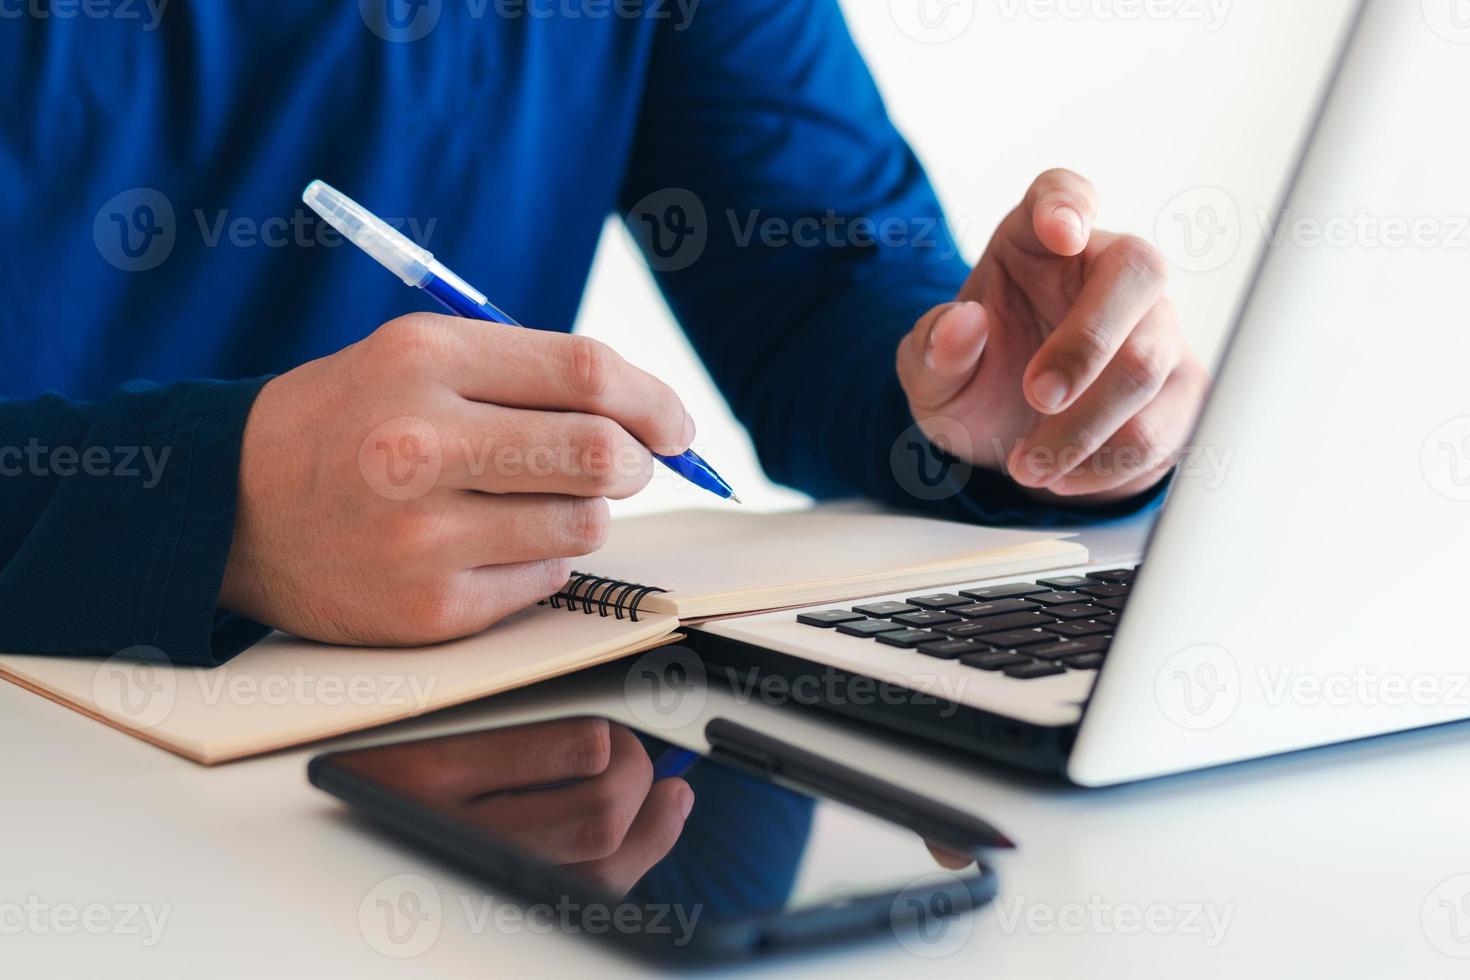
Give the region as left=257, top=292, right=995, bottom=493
left=1118, top=414, right=1166, bottom=463
left=567, top=335, right=616, bottom=401
left=1115, top=339, right=1171, bottom=399
left=1068, top=320, right=1116, bottom=369
left=1111, top=235, right=1170, bottom=286
left=559, top=718, right=613, bottom=776
left=384, top=505, right=449, bottom=559
left=399, top=582, right=471, bottom=643
left=569, top=497, right=611, bottom=555
left=575, top=417, right=631, bottom=493
left=377, top=314, right=451, bottom=371
left=577, top=415, right=623, bottom=461
left=572, top=790, right=632, bottom=861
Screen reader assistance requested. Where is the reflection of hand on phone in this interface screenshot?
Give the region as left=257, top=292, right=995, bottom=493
left=337, top=717, right=693, bottom=896
left=926, top=843, right=978, bottom=871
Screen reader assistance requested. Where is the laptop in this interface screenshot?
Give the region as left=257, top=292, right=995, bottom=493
left=691, top=0, right=1470, bottom=786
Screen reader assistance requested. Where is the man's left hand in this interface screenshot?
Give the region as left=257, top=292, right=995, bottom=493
left=897, top=169, right=1210, bottom=505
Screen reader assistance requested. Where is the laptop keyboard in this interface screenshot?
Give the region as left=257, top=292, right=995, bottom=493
left=795, top=568, right=1136, bottom=680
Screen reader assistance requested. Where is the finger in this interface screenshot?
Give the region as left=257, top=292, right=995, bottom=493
left=439, top=494, right=611, bottom=568
left=334, top=717, right=614, bottom=806
left=380, top=315, right=694, bottom=454
left=896, top=302, right=990, bottom=412
left=460, top=723, right=654, bottom=865
left=926, top=842, right=977, bottom=871
left=995, top=168, right=1099, bottom=258
left=1010, top=300, right=1181, bottom=489
left=1021, top=235, right=1169, bottom=415
left=1046, top=361, right=1208, bottom=499
left=565, top=777, right=693, bottom=897
left=439, top=558, right=576, bottom=637
left=441, top=404, right=654, bottom=500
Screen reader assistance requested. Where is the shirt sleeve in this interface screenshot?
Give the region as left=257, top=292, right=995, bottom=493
left=0, top=379, right=273, bottom=666
left=619, top=0, right=1165, bottom=526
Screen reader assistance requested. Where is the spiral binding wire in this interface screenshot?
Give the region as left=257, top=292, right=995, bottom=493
left=546, top=572, right=669, bottom=622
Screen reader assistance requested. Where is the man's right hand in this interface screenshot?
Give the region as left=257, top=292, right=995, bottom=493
left=218, top=314, right=693, bottom=646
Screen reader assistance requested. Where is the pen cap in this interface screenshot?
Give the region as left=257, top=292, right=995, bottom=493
left=302, top=180, right=433, bottom=287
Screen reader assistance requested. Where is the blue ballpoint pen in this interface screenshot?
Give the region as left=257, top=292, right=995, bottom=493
left=302, top=180, right=741, bottom=503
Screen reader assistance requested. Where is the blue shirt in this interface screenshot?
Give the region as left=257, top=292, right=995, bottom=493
left=0, top=1, right=1140, bottom=665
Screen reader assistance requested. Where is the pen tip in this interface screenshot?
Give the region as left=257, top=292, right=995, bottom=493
left=728, top=494, right=743, bottom=505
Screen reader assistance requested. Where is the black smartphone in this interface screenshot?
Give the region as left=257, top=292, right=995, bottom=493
left=309, top=716, right=1002, bottom=963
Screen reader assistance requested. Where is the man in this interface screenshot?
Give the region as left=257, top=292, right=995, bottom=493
left=0, top=0, right=1207, bottom=666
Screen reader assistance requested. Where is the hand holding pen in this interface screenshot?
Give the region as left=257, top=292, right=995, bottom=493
left=303, top=181, right=739, bottom=503
left=217, top=188, right=736, bottom=648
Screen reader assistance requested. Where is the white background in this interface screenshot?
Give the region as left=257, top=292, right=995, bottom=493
left=576, top=0, right=1357, bottom=515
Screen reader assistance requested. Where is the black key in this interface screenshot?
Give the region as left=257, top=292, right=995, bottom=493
left=1063, top=653, right=1105, bottom=670
left=1043, top=620, right=1112, bottom=638
left=952, top=599, right=1037, bottom=619
left=798, top=610, right=866, bottom=628
left=1046, top=603, right=1109, bottom=621
left=960, top=651, right=1032, bottom=671
left=1085, top=569, right=1135, bottom=584
left=905, top=594, right=972, bottom=610
left=853, top=601, right=919, bottom=618
left=959, top=583, right=1047, bottom=601
left=877, top=629, right=943, bottom=649
left=1097, top=596, right=1128, bottom=611
left=1037, top=575, right=1094, bottom=590
left=836, top=619, right=906, bottom=637
left=1030, top=637, right=1110, bottom=658
left=965, top=611, right=1057, bottom=633
left=893, top=611, right=962, bottom=629
left=975, top=629, right=1054, bottom=648
left=917, top=639, right=986, bottom=660
left=1094, top=613, right=1121, bottom=628
left=1078, top=583, right=1130, bottom=599
left=1025, top=591, right=1091, bottom=606
left=1004, top=661, right=1067, bottom=680
left=941, top=621, right=1012, bottom=640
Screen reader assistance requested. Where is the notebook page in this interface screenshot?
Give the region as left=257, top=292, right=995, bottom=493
left=583, top=509, right=1082, bottom=618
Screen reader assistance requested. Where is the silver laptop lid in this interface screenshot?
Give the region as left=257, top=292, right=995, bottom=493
left=1070, top=0, right=1470, bottom=786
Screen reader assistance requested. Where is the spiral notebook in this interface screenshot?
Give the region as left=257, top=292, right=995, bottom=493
left=0, top=508, right=1084, bottom=764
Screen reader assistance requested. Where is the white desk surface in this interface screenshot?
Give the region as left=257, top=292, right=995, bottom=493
left=6, top=513, right=1470, bottom=978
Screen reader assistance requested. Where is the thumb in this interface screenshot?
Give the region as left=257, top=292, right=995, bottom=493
left=898, top=301, right=990, bottom=411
